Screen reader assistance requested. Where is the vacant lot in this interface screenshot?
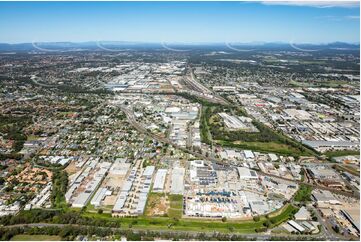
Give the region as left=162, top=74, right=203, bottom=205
left=145, top=192, right=169, bottom=216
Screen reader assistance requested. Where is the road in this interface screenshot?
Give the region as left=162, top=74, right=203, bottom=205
left=187, top=68, right=230, bottom=105
left=306, top=204, right=353, bottom=241
left=30, top=75, right=58, bottom=88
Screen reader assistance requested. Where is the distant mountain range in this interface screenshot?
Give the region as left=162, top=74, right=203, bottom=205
left=0, top=41, right=359, bottom=52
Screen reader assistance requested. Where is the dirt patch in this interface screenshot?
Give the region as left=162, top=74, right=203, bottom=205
left=145, top=193, right=169, bottom=216
left=64, top=160, right=78, bottom=175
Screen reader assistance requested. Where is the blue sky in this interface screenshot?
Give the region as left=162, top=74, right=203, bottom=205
left=0, top=1, right=359, bottom=44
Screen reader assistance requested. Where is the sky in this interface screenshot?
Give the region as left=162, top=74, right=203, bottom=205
left=0, top=1, right=359, bottom=44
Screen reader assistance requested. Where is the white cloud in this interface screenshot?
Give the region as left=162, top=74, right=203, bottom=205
left=261, top=1, right=359, bottom=8
left=315, top=15, right=360, bottom=21
left=345, top=15, right=360, bottom=19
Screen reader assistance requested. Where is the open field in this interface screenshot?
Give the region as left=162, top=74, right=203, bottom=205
left=11, top=235, right=62, bottom=241
left=218, top=140, right=303, bottom=156
left=168, top=194, right=183, bottom=219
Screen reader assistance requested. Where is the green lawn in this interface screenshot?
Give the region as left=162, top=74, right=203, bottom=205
left=293, top=184, right=313, bottom=202
left=11, top=235, right=61, bottom=241
left=82, top=203, right=298, bottom=234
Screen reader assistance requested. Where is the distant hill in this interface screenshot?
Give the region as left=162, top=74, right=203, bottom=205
left=0, top=41, right=358, bottom=52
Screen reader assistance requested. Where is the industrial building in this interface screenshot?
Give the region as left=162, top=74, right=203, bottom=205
left=189, top=160, right=217, bottom=185
left=237, top=167, right=258, bottom=180
left=67, top=160, right=112, bottom=208
left=294, top=206, right=311, bottom=221
left=312, top=190, right=341, bottom=207
left=91, top=188, right=112, bottom=207
left=152, top=169, right=167, bottom=192
left=288, top=220, right=305, bottom=233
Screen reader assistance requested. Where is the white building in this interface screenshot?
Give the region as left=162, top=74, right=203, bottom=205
left=237, top=167, right=258, bottom=180
left=153, top=169, right=167, bottom=192
left=170, top=167, right=185, bottom=195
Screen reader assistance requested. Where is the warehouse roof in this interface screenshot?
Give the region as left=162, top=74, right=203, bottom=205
left=237, top=167, right=258, bottom=179
left=143, top=166, right=155, bottom=177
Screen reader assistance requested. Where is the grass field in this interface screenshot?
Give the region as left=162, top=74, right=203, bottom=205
left=168, top=194, right=183, bottom=219
left=325, top=150, right=360, bottom=158
left=217, top=140, right=304, bottom=156
left=11, top=235, right=61, bottom=241
left=26, top=135, right=40, bottom=141
left=83, top=203, right=298, bottom=234
left=293, top=184, right=313, bottom=202
left=268, top=204, right=299, bottom=227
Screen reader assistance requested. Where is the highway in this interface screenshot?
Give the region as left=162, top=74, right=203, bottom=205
left=178, top=67, right=231, bottom=105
